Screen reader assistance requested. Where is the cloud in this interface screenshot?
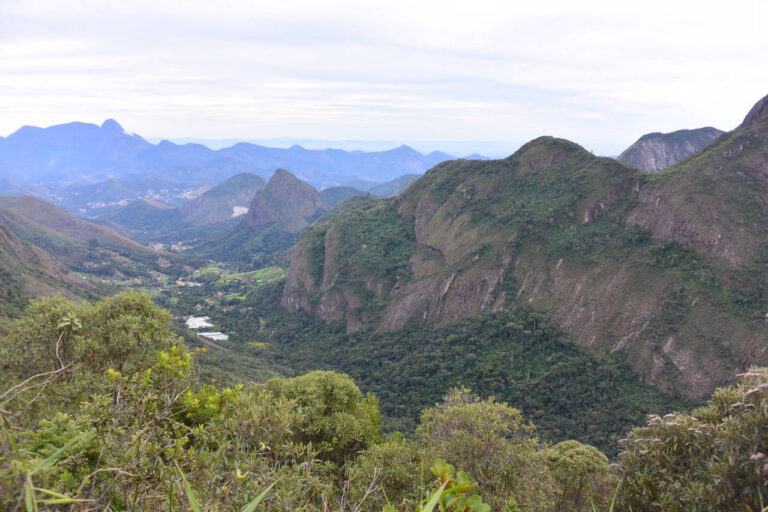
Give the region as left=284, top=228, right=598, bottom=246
left=1, top=0, right=766, bottom=153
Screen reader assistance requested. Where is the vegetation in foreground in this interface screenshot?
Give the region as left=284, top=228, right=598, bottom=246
left=1, top=292, right=766, bottom=511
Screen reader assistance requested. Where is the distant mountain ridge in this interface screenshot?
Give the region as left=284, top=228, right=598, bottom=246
left=618, top=127, right=724, bottom=172
left=0, top=119, right=475, bottom=189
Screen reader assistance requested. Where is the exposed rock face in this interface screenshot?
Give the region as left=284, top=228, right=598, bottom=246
left=246, top=169, right=329, bottom=232
left=618, top=127, right=724, bottom=172
left=282, top=95, right=768, bottom=398
left=739, top=93, right=768, bottom=135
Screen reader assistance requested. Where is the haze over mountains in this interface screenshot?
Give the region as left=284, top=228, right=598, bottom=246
left=0, top=119, right=487, bottom=191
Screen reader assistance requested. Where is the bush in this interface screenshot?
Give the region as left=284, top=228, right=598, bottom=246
left=543, top=440, right=610, bottom=511
left=265, top=370, right=380, bottom=466
left=615, top=367, right=768, bottom=511
left=417, top=387, right=555, bottom=511
left=347, top=436, right=424, bottom=510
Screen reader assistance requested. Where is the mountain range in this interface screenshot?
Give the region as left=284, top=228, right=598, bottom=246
left=0, top=119, right=488, bottom=190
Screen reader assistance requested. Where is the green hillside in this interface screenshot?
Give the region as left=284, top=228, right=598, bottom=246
left=0, top=196, right=191, bottom=284
left=320, top=185, right=367, bottom=206
left=282, top=95, right=768, bottom=399
left=0, top=225, right=97, bottom=319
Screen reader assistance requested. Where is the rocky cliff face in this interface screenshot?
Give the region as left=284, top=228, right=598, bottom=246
left=281, top=94, right=768, bottom=398
left=618, top=127, right=724, bottom=172
left=246, top=169, right=329, bottom=232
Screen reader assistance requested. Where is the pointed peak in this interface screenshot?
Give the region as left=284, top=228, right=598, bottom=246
left=101, top=119, right=124, bottom=132
left=270, top=168, right=298, bottom=182
left=739, top=93, right=768, bottom=131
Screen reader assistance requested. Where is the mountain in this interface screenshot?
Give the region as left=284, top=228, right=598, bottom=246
left=190, top=169, right=330, bottom=267
left=0, top=120, right=459, bottom=189
left=320, top=186, right=367, bottom=207
left=368, top=174, right=422, bottom=198
left=0, top=224, right=95, bottom=317
left=97, top=198, right=181, bottom=235
left=427, top=150, right=455, bottom=161
left=246, top=169, right=329, bottom=232
left=0, top=119, right=154, bottom=183
left=282, top=93, right=768, bottom=398
left=618, top=127, right=724, bottom=172
left=179, top=172, right=265, bottom=226
left=0, top=179, right=49, bottom=197
left=0, top=195, right=177, bottom=279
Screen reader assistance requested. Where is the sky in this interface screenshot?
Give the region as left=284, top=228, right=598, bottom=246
left=1, top=0, right=767, bottom=155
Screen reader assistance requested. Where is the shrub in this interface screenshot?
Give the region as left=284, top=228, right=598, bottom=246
left=347, top=436, right=424, bottom=510
left=615, top=367, right=768, bottom=511
left=417, top=387, right=555, bottom=511
left=543, top=440, right=610, bottom=511
left=265, top=370, right=380, bottom=466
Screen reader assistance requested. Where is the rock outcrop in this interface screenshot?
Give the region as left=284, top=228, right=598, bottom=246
left=247, top=169, right=329, bottom=232
left=618, top=127, right=724, bottom=172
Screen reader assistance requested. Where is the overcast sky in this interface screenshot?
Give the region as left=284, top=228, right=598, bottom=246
left=1, top=0, right=766, bottom=155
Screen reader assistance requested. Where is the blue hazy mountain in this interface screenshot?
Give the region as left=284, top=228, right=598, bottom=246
left=0, top=120, right=464, bottom=189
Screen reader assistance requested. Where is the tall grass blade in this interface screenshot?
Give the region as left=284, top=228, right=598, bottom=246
left=419, top=479, right=449, bottom=512
left=0, top=413, right=19, bottom=452
left=175, top=464, right=202, bottom=512
left=240, top=478, right=280, bottom=512
left=24, top=477, right=38, bottom=512
left=34, top=486, right=80, bottom=504
left=29, top=437, right=76, bottom=476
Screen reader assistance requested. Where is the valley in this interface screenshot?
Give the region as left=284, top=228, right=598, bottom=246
left=1, top=92, right=766, bottom=511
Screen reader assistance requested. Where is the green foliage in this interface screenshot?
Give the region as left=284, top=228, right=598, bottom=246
left=417, top=388, right=555, bottom=511
left=0, top=257, right=30, bottom=318
left=543, top=440, right=610, bottom=512
left=348, top=437, right=424, bottom=510
left=195, top=220, right=298, bottom=268
left=265, top=371, right=380, bottom=466
left=302, top=198, right=416, bottom=301
left=205, top=281, right=694, bottom=456
left=383, top=459, right=492, bottom=512
left=3, top=291, right=758, bottom=511
left=615, top=367, right=768, bottom=511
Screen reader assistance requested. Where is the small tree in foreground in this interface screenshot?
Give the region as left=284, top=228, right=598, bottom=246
left=544, top=440, right=610, bottom=511
left=417, top=388, right=555, bottom=511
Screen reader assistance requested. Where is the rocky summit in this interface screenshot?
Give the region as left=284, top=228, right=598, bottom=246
left=618, top=127, right=724, bottom=172
left=246, top=168, right=330, bottom=232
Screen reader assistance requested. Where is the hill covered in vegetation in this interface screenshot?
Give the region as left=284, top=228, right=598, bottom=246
left=282, top=94, right=768, bottom=398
